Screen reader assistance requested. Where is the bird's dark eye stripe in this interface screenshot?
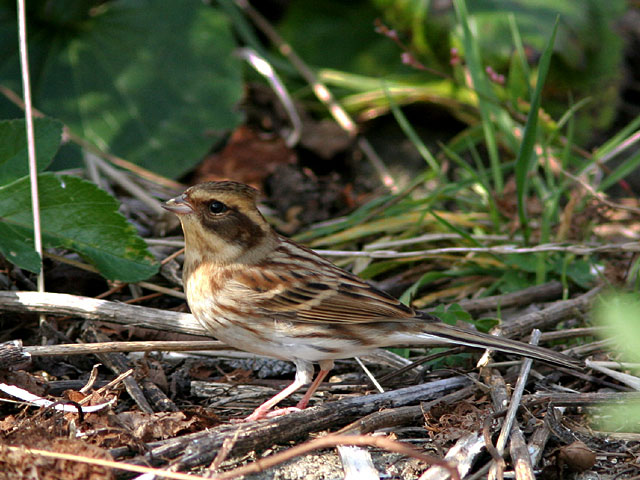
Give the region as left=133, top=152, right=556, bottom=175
left=208, top=200, right=228, bottom=214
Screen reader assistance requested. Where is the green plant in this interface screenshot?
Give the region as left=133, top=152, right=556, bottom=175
left=0, top=118, right=158, bottom=282
left=0, top=0, right=243, bottom=179
left=284, top=0, right=638, bottom=307
left=594, top=293, right=640, bottom=433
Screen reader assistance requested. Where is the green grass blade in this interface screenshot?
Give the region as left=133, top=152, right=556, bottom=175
left=508, top=13, right=532, bottom=99
left=599, top=147, right=640, bottom=191
left=515, top=17, right=559, bottom=244
left=429, top=209, right=481, bottom=247
left=595, top=117, right=640, bottom=159
left=453, top=0, right=502, bottom=193
left=382, top=82, right=442, bottom=176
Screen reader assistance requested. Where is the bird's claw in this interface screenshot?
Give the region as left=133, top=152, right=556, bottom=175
left=234, top=406, right=303, bottom=422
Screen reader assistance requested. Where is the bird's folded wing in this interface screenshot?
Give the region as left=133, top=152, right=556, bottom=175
left=235, top=267, right=417, bottom=324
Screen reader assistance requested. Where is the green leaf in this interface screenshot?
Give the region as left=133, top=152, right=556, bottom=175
left=507, top=13, right=531, bottom=100
left=276, top=0, right=402, bottom=76
left=431, top=303, right=474, bottom=326
left=595, top=293, right=640, bottom=363
left=0, top=173, right=158, bottom=281
left=382, top=82, right=441, bottom=175
left=594, top=294, right=640, bottom=432
left=474, top=317, right=500, bottom=333
left=386, top=347, right=410, bottom=358
left=401, top=271, right=449, bottom=305
left=591, top=292, right=640, bottom=435
left=553, top=258, right=595, bottom=289
left=0, top=0, right=243, bottom=179
left=594, top=116, right=640, bottom=159
left=0, top=221, right=41, bottom=273
left=0, top=118, right=63, bottom=185
left=595, top=400, right=640, bottom=434
left=357, top=258, right=413, bottom=279
left=505, top=254, right=539, bottom=273
left=497, top=270, right=533, bottom=293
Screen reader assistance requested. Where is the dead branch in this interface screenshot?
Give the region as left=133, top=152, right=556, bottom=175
left=24, top=340, right=226, bottom=357
left=124, top=376, right=471, bottom=470
left=82, top=327, right=154, bottom=414
left=0, top=291, right=205, bottom=336
left=457, top=281, right=563, bottom=314
left=499, top=286, right=602, bottom=338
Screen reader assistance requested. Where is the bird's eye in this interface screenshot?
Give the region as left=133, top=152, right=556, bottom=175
left=208, top=201, right=228, bottom=214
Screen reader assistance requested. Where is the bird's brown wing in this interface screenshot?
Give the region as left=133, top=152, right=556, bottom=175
left=261, top=273, right=417, bottom=324
left=234, top=247, right=417, bottom=325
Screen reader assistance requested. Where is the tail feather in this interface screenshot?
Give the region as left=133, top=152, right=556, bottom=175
left=410, top=321, right=581, bottom=369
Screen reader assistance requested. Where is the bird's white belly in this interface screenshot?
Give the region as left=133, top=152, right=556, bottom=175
left=188, top=298, right=369, bottom=362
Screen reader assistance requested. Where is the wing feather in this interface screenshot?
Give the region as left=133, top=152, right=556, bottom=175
left=232, top=240, right=417, bottom=324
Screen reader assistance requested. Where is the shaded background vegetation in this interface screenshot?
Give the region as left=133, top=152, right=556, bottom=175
left=0, top=0, right=637, bottom=323
left=1, top=2, right=640, bottom=475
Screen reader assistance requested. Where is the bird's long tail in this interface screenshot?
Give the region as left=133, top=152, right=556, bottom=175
left=394, top=316, right=581, bottom=369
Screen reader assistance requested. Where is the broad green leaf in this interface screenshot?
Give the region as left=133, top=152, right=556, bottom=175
left=0, top=221, right=41, bottom=272
left=474, top=317, right=500, bottom=333
left=387, top=347, right=410, bottom=358
left=0, top=118, right=63, bottom=185
left=276, top=0, right=402, bottom=76
left=0, top=173, right=158, bottom=281
left=0, top=0, right=243, bottom=179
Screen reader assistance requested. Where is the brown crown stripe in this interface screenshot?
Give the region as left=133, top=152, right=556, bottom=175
left=188, top=181, right=259, bottom=199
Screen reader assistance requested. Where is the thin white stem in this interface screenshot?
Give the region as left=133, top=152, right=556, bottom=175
left=89, top=152, right=166, bottom=216
left=364, top=233, right=519, bottom=250
left=237, top=48, right=302, bottom=147
left=146, top=237, right=639, bottom=259
left=145, top=238, right=186, bottom=247
left=17, top=0, right=44, bottom=294
left=234, top=0, right=398, bottom=192
left=315, top=241, right=640, bottom=258
left=355, top=356, right=384, bottom=393
left=598, top=129, right=640, bottom=165
left=488, top=330, right=540, bottom=480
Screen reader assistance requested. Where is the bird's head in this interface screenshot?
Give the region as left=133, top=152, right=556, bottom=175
left=162, top=181, right=277, bottom=265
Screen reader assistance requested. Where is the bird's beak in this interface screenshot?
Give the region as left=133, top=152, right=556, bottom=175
left=162, top=194, right=194, bottom=215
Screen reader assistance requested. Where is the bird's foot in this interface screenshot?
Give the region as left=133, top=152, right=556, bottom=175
left=230, top=406, right=303, bottom=423
left=261, top=406, right=303, bottom=419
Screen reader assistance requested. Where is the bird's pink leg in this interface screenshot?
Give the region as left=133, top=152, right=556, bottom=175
left=295, top=369, right=330, bottom=410
left=242, top=360, right=333, bottom=421
left=244, top=379, right=306, bottom=421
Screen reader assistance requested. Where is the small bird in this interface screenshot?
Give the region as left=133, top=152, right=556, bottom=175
left=163, top=181, right=579, bottom=421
